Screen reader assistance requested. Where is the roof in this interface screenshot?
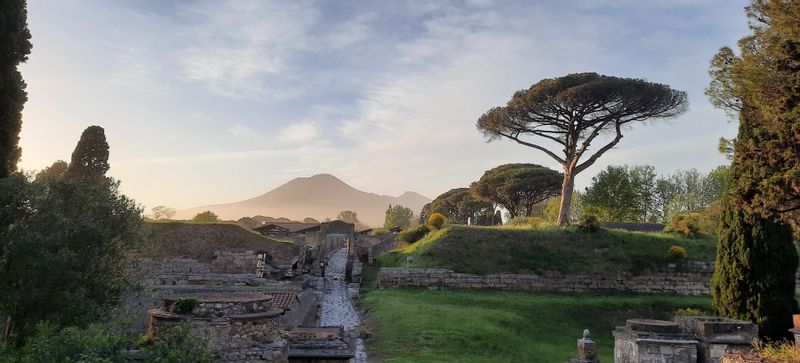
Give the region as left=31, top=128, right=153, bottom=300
left=268, top=291, right=298, bottom=310
left=255, top=223, right=320, bottom=234
left=601, top=222, right=665, bottom=233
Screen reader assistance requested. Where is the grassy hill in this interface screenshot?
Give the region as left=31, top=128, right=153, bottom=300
left=143, top=222, right=300, bottom=265
left=378, top=225, right=716, bottom=275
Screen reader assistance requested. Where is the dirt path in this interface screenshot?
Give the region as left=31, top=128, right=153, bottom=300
left=320, top=248, right=367, bottom=362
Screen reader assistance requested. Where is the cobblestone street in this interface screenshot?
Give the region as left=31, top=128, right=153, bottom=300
left=320, top=248, right=367, bottom=362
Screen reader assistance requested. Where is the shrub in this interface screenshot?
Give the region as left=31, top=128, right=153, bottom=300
left=526, top=216, right=548, bottom=228
left=426, top=213, right=447, bottom=230
left=139, top=323, right=213, bottom=363
left=505, top=216, right=529, bottom=226
left=397, top=225, right=430, bottom=243
left=171, top=297, right=198, bottom=315
left=577, top=215, right=601, bottom=233
left=664, top=213, right=701, bottom=237
left=666, top=245, right=688, bottom=263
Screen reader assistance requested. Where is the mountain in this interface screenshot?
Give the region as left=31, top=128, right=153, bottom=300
left=174, top=174, right=432, bottom=227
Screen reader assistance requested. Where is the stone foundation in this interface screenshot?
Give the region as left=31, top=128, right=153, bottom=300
left=148, top=292, right=288, bottom=362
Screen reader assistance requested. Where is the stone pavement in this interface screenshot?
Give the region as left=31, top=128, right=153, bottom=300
left=320, top=248, right=367, bottom=363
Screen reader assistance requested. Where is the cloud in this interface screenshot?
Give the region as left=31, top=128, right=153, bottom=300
left=175, top=0, right=320, bottom=99
left=279, top=121, right=320, bottom=143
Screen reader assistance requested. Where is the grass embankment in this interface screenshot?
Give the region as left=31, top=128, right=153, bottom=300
left=361, top=289, right=710, bottom=363
left=379, top=225, right=716, bottom=275
left=143, top=222, right=299, bottom=264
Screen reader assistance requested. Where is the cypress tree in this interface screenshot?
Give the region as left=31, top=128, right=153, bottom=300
left=65, top=125, right=110, bottom=179
left=707, top=1, right=800, bottom=340
left=0, top=0, right=32, bottom=178
left=711, top=196, right=797, bottom=340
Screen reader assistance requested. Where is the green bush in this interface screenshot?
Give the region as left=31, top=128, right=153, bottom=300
left=397, top=225, right=430, bottom=243
left=577, top=215, right=601, bottom=233
left=171, top=297, right=198, bottom=315
left=2, top=319, right=212, bottom=363
left=139, top=324, right=213, bottom=363
left=426, top=213, right=448, bottom=230
left=664, top=213, right=701, bottom=238
left=666, top=245, right=688, bottom=263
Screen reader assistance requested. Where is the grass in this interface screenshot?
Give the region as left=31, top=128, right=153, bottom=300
left=360, top=289, right=711, bottom=363
left=378, top=225, right=716, bottom=275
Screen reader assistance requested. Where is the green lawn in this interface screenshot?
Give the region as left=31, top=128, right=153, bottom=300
left=380, top=225, right=716, bottom=275
left=360, top=289, right=711, bottom=363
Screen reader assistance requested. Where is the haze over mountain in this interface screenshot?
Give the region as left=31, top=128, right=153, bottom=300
left=174, top=174, right=431, bottom=227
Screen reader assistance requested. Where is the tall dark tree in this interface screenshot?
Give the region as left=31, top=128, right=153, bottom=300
left=430, top=188, right=493, bottom=225
left=470, top=164, right=562, bottom=218
left=65, top=126, right=110, bottom=179
left=0, top=0, right=32, bottom=178
left=477, top=73, right=688, bottom=225
left=707, top=1, right=800, bottom=340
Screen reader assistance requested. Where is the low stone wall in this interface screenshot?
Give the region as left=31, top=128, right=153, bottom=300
left=137, top=257, right=268, bottom=286
left=211, top=250, right=258, bottom=274
left=379, top=268, right=712, bottom=295
left=380, top=263, right=800, bottom=295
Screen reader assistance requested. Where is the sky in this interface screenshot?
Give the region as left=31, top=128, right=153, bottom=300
left=18, top=0, right=749, bottom=211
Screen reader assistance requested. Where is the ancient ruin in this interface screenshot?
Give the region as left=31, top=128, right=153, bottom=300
left=613, top=317, right=756, bottom=363
left=134, top=220, right=392, bottom=362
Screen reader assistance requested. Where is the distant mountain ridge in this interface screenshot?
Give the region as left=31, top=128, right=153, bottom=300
left=174, top=174, right=431, bottom=227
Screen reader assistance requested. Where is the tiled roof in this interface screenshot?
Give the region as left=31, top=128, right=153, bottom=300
left=268, top=291, right=298, bottom=310
left=255, top=223, right=320, bottom=233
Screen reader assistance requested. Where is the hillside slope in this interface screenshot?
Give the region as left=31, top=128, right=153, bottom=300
left=175, top=174, right=431, bottom=227
left=380, top=226, right=716, bottom=275
left=144, top=222, right=300, bottom=265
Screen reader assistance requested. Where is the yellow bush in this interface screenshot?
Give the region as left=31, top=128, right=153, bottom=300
left=664, top=213, right=701, bottom=238
left=426, top=213, right=448, bottom=230
left=666, top=245, right=688, bottom=262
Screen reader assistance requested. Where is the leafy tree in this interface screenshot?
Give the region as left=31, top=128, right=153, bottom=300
left=150, top=206, right=176, bottom=220
left=430, top=188, right=493, bottom=225
left=336, top=210, right=359, bottom=224
left=384, top=204, right=413, bottom=229
left=191, top=211, right=219, bottom=223
left=583, top=165, right=657, bottom=222
left=707, top=1, right=800, bottom=340
left=477, top=72, right=688, bottom=225
left=303, top=217, right=319, bottom=224
left=470, top=164, right=562, bottom=218
left=0, top=0, right=31, bottom=178
left=64, top=126, right=110, bottom=179
left=33, top=160, right=68, bottom=182
left=0, top=174, right=143, bottom=342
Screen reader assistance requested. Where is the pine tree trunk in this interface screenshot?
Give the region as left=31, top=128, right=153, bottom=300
left=557, top=169, right=575, bottom=226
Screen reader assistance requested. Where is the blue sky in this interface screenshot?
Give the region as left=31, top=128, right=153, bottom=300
left=19, top=0, right=748, bottom=210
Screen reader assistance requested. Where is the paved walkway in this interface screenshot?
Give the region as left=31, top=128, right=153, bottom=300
left=320, top=248, right=367, bottom=363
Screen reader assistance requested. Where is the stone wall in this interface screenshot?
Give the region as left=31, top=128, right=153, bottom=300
left=380, top=262, right=800, bottom=295
left=379, top=268, right=712, bottom=295
left=211, top=250, right=259, bottom=274
left=137, top=257, right=265, bottom=286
